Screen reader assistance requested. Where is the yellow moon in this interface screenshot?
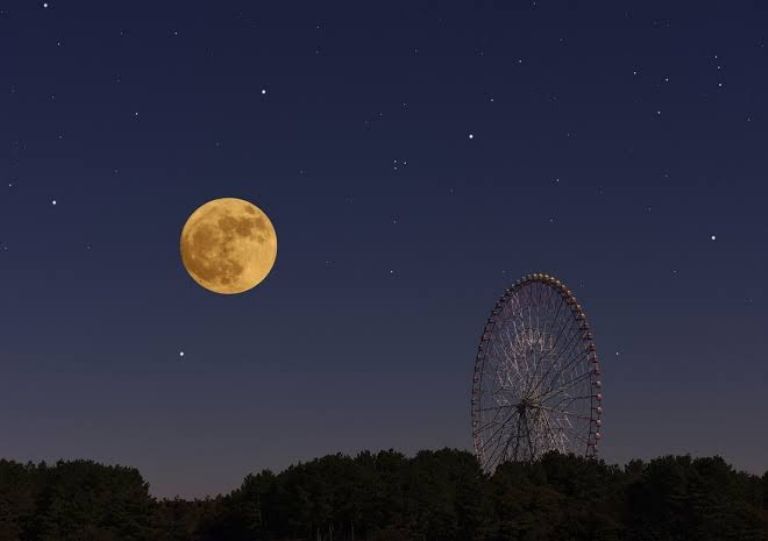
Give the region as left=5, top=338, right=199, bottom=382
left=180, top=198, right=277, bottom=294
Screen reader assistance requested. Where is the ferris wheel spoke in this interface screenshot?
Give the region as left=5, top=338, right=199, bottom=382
left=548, top=325, right=588, bottom=372
left=529, top=349, right=578, bottom=398
left=478, top=403, right=514, bottom=413
left=542, top=391, right=588, bottom=408
left=479, top=410, right=518, bottom=450
left=537, top=348, right=590, bottom=398
left=495, top=356, right=517, bottom=395
left=563, top=430, right=591, bottom=446
left=487, top=425, right=516, bottom=467
left=539, top=370, right=593, bottom=401
left=482, top=436, right=510, bottom=469
left=532, top=286, right=546, bottom=377
left=530, top=321, right=582, bottom=394
left=521, top=323, right=560, bottom=393
left=538, top=398, right=592, bottom=419
left=498, top=328, right=527, bottom=384
left=528, top=333, right=556, bottom=393
left=543, top=301, right=578, bottom=359
left=529, top=409, right=550, bottom=451
left=501, top=346, right=527, bottom=390
left=475, top=416, right=503, bottom=434
left=511, top=318, right=531, bottom=376
left=529, top=288, right=552, bottom=383
left=541, top=398, right=591, bottom=420
left=485, top=414, right=521, bottom=466
left=545, top=287, right=565, bottom=334
left=540, top=410, right=565, bottom=451
left=475, top=405, right=513, bottom=432
left=549, top=424, right=589, bottom=448
left=538, top=405, right=594, bottom=421
left=552, top=416, right=574, bottom=443
left=546, top=316, right=570, bottom=358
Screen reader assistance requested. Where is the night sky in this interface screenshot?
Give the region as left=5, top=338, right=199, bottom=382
left=2, top=0, right=767, bottom=498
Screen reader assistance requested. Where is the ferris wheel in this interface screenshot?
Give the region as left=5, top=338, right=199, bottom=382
left=471, top=273, right=602, bottom=472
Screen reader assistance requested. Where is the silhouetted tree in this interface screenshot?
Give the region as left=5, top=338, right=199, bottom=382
left=763, top=470, right=768, bottom=511
left=1, top=451, right=767, bottom=540
left=0, top=460, right=43, bottom=540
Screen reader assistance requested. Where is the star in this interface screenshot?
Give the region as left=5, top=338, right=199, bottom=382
left=710, top=234, right=717, bottom=241
left=261, top=88, right=267, bottom=95
left=468, top=133, right=475, bottom=140
left=51, top=199, right=57, bottom=206
left=42, top=2, right=49, bottom=8
left=179, top=351, right=185, bottom=357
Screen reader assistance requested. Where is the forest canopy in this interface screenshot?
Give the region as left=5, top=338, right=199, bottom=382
left=1, top=450, right=767, bottom=540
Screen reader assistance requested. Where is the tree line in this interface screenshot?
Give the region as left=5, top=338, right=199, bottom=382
left=1, top=450, right=767, bottom=540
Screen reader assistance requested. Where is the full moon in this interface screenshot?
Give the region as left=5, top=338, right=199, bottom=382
left=180, top=197, right=277, bottom=294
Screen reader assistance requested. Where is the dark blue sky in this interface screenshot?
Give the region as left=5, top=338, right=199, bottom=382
left=1, top=0, right=767, bottom=498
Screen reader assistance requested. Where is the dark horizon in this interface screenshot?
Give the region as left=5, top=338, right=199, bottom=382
left=2, top=0, right=767, bottom=498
